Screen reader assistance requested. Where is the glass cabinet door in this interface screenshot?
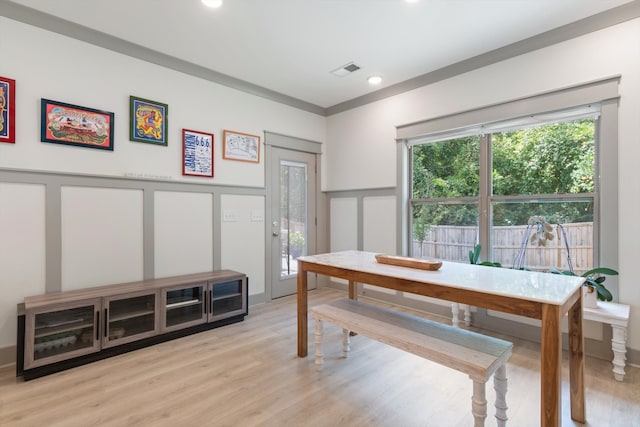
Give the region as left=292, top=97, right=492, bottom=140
left=103, top=291, right=158, bottom=348
left=209, top=277, right=247, bottom=322
left=161, top=283, right=206, bottom=332
left=25, top=298, right=102, bottom=369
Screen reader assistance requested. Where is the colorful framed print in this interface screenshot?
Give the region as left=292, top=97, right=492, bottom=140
left=222, top=130, right=260, bottom=163
left=129, top=96, right=168, bottom=146
left=0, top=76, right=16, bottom=143
left=182, top=128, right=214, bottom=177
left=40, top=99, right=114, bottom=151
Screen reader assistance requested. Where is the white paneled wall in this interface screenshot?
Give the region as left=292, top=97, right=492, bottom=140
left=0, top=183, right=46, bottom=348
left=220, top=195, right=265, bottom=296
left=154, top=191, right=214, bottom=278
left=362, top=196, right=396, bottom=254
left=329, top=197, right=358, bottom=287
left=363, top=195, right=396, bottom=295
left=330, top=197, right=358, bottom=252
left=61, top=186, right=144, bottom=290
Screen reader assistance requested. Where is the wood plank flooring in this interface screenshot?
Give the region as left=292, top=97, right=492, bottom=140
left=1, top=288, right=638, bottom=426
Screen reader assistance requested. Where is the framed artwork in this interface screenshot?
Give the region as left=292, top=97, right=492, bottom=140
left=40, top=99, right=114, bottom=151
left=0, top=76, right=16, bottom=143
left=129, top=96, right=168, bottom=146
left=182, top=128, right=214, bottom=177
left=222, top=130, right=260, bottom=163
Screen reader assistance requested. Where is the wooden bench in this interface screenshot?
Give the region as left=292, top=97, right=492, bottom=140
left=311, top=299, right=513, bottom=427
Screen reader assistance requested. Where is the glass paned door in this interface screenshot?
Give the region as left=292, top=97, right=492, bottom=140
left=270, top=147, right=316, bottom=298
left=280, top=160, right=307, bottom=277
left=103, top=291, right=158, bottom=348
left=25, top=299, right=102, bottom=369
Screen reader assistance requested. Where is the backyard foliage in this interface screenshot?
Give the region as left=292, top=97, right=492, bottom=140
left=411, top=119, right=595, bottom=241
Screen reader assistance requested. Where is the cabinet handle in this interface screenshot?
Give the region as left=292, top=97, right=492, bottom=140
left=95, top=311, right=100, bottom=341
left=203, top=290, right=207, bottom=315
left=104, top=308, right=108, bottom=338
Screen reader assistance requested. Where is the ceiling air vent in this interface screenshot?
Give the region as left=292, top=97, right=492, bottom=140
left=330, top=62, right=361, bottom=77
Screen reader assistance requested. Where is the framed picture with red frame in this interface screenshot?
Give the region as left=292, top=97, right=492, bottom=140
left=182, top=128, right=214, bottom=177
left=0, top=76, right=16, bottom=143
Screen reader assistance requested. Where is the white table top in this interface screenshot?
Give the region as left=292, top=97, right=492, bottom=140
left=299, top=250, right=585, bottom=305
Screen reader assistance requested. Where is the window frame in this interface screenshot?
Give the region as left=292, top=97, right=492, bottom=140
left=396, top=78, right=619, bottom=293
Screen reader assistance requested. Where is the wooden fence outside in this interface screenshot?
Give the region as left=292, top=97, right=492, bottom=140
left=412, top=222, right=593, bottom=274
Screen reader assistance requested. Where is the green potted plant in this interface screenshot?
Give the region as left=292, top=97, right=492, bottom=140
left=469, top=214, right=619, bottom=307
left=549, top=267, right=618, bottom=305
left=289, top=231, right=305, bottom=258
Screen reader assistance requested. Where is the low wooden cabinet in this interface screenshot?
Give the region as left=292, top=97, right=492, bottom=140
left=18, top=270, right=248, bottom=380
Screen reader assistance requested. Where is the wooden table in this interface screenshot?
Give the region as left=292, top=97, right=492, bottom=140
left=297, top=251, right=586, bottom=427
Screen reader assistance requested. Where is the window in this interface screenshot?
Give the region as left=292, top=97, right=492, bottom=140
left=409, top=115, right=597, bottom=273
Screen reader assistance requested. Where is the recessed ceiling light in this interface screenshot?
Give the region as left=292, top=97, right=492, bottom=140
left=202, top=0, right=223, bottom=8
left=368, top=76, right=382, bottom=85
left=405, top=0, right=420, bottom=3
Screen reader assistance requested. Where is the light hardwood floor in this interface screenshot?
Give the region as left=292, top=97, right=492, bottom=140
left=1, top=288, right=638, bottom=427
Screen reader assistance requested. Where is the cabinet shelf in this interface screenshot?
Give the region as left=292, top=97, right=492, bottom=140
left=166, top=298, right=202, bottom=309
left=109, top=309, right=155, bottom=323
left=212, top=292, right=241, bottom=302
left=33, top=338, right=92, bottom=360
left=34, top=321, right=93, bottom=338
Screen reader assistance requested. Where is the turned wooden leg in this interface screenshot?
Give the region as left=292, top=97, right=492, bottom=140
left=494, top=364, right=508, bottom=426
left=611, top=324, right=627, bottom=381
left=461, top=304, right=471, bottom=326
left=342, top=328, right=351, bottom=358
left=314, top=318, right=324, bottom=366
left=471, top=380, right=487, bottom=427
left=451, top=303, right=460, bottom=327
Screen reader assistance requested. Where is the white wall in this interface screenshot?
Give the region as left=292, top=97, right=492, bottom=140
left=0, top=17, right=325, bottom=182
left=326, top=19, right=640, bottom=353
left=0, top=17, right=325, bottom=358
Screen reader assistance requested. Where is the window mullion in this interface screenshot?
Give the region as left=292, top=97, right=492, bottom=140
left=479, top=134, right=491, bottom=260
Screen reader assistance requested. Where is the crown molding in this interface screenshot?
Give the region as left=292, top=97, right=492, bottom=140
left=2, top=0, right=639, bottom=117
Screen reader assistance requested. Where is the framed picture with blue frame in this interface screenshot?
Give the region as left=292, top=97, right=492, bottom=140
left=129, top=96, right=168, bottom=146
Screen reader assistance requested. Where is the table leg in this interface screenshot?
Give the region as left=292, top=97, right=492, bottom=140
left=568, top=297, right=585, bottom=423
left=611, top=324, right=627, bottom=381
left=348, top=280, right=357, bottom=300
left=297, top=264, right=308, bottom=357
left=541, top=304, right=562, bottom=427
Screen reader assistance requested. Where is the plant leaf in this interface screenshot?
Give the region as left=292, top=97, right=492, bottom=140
left=581, top=267, right=618, bottom=277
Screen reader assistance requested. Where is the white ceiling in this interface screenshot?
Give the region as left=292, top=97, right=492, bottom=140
left=3, top=0, right=637, bottom=112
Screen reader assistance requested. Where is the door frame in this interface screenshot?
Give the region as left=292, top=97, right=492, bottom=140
left=264, top=132, right=325, bottom=300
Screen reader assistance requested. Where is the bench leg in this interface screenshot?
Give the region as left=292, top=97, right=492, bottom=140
left=452, top=303, right=460, bottom=327
left=314, top=318, right=324, bottom=366
left=461, top=304, right=471, bottom=326
left=493, top=364, right=508, bottom=426
left=471, top=380, right=487, bottom=427
left=452, top=303, right=472, bottom=327
left=342, top=328, right=351, bottom=358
